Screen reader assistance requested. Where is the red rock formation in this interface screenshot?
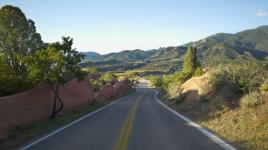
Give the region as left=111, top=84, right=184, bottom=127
left=113, top=78, right=133, bottom=97
left=0, top=77, right=133, bottom=139
left=95, top=84, right=115, bottom=100
left=0, top=79, right=94, bottom=138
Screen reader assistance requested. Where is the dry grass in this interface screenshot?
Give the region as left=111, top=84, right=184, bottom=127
left=163, top=94, right=268, bottom=150
left=199, top=101, right=268, bottom=150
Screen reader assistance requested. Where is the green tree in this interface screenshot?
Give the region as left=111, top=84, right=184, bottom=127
left=0, top=5, right=43, bottom=76
left=26, top=37, right=85, bottom=118
left=0, top=5, right=44, bottom=95
left=182, top=46, right=201, bottom=75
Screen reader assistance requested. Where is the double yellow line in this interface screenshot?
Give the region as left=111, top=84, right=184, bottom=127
left=113, top=94, right=144, bottom=150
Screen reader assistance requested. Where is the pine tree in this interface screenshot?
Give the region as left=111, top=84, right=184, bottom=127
left=182, top=46, right=201, bottom=75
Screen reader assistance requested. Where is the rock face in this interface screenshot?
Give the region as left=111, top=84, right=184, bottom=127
left=0, top=77, right=133, bottom=138
left=95, top=84, right=115, bottom=100
left=95, top=78, right=133, bottom=100
left=114, top=78, right=133, bottom=97
left=0, top=79, right=94, bottom=138
left=180, top=73, right=211, bottom=102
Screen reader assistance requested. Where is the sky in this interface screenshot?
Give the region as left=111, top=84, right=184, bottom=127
left=0, top=0, right=268, bottom=54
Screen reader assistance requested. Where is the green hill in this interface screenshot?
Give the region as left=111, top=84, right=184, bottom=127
left=80, top=25, right=268, bottom=72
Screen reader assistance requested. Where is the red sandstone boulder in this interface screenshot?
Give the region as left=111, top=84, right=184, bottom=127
left=95, top=84, right=115, bottom=100
left=0, top=79, right=94, bottom=138
left=113, top=78, right=133, bottom=97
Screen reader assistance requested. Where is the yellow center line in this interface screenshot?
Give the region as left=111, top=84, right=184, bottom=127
left=113, top=93, right=144, bottom=150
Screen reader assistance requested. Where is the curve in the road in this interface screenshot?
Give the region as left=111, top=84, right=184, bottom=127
left=18, top=85, right=237, bottom=150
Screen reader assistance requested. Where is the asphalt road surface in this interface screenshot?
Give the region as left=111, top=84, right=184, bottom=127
left=19, top=82, right=235, bottom=150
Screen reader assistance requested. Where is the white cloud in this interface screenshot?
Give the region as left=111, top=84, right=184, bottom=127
left=256, top=9, right=267, bottom=17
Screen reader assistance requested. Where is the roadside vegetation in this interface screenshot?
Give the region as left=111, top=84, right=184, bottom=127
left=150, top=45, right=268, bottom=149
left=0, top=5, right=89, bottom=118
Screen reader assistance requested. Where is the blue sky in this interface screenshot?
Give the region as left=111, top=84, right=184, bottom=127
left=0, top=0, right=267, bottom=54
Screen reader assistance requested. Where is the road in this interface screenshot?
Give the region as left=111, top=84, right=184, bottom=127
left=19, top=82, right=235, bottom=150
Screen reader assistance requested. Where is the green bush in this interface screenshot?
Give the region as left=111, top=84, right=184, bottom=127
left=90, top=79, right=104, bottom=92
left=193, top=67, right=203, bottom=77
left=0, top=60, right=33, bottom=96
left=210, top=61, right=264, bottom=94
left=84, top=67, right=97, bottom=75
left=175, top=95, right=185, bottom=104
left=148, top=76, right=163, bottom=88
left=240, top=91, right=264, bottom=108
left=101, top=72, right=118, bottom=84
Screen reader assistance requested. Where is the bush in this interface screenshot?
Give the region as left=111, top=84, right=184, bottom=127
left=101, top=72, right=118, bottom=84
left=84, top=67, right=97, bottom=75
left=260, top=78, right=268, bottom=91
left=90, top=79, right=104, bottom=92
left=193, top=67, right=203, bottom=77
left=0, top=60, right=33, bottom=96
left=240, top=91, right=264, bottom=108
left=148, top=76, right=163, bottom=88
left=210, top=61, right=264, bottom=94
left=175, top=95, right=185, bottom=104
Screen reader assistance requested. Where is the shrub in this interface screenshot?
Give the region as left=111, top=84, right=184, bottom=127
left=210, top=61, right=264, bottom=94
left=209, top=96, right=229, bottom=111
left=89, top=80, right=103, bottom=92
left=101, top=72, right=118, bottom=84
left=240, top=91, right=264, bottom=108
left=148, top=76, right=163, bottom=88
left=193, top=67, right=203, bottom=77
left=0, top=59, right=33, bottom=96
left=175, top=96, right=185, bottom=104
left=84, top=67, right=97, bottom=75
left=260, top=78, right=268, bottom=91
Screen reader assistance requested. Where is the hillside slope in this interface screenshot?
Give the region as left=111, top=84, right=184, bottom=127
left=81, top=25, right=268, bottom=72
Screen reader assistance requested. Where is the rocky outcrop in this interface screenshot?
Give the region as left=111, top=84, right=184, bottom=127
left=95, top=84, right=116, bottom=100
left=180, top=73, right=211, bottom=102
left=0, top=77, right=133, bottom=138
left=95, top=78, right=133, bottom=100
left=0, top=79, right=94, bottom=138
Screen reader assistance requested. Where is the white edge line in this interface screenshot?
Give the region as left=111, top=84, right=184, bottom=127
left=19, top=93, right=134, bottom=150
left=153, top=89, right=237, bottom=150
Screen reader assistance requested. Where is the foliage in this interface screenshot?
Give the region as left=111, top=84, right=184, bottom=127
left=89, top=72, right=118, bottom=92
left=0, top=5, right=44, bottom=96
left=25, top=37, right=85, bottom=118
left=260, top=78, right=268, bottom=91
left=182, top=46, right=200, bottom=75
left=0, top=57, right=33, bottom=96
left=193, top=67, right=203, bottom=77
left=101, top=72, right=118, bottom=84
left=0, top=5, right=44, bottom=76
left=90, top=79, right=104, bottom=92
left=240, top=91, right=264, bottom=108
left=84, top=67, right=98, bottom=75
left=210, top=61, right=264, bottom=94
left=148, top=76, right=163, bottom=88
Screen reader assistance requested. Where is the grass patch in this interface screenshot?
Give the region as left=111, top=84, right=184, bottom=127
left=0, top=100, right=108, bottom=150
left=161, top=92, right=268, bottom=150
left=240, top=91, right=264, bottom=108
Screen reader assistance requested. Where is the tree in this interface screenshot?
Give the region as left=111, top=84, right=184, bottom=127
left=182, top=46, right=200, bottom=75
left=0, top=5, right=44, bottom=76
left=26, top=37, right=85, bottom=118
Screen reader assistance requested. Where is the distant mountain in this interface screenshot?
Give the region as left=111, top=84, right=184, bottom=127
left=79, top=51, right=101, bottom=63
left=88, top=49, right=158, bottom=62
left=80, top=25, right=268, bottom=72
left=190, top=25, right=268, bottom=64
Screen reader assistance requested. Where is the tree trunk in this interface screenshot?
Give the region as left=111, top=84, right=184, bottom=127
left=50, top=84, right=64, bottom=119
